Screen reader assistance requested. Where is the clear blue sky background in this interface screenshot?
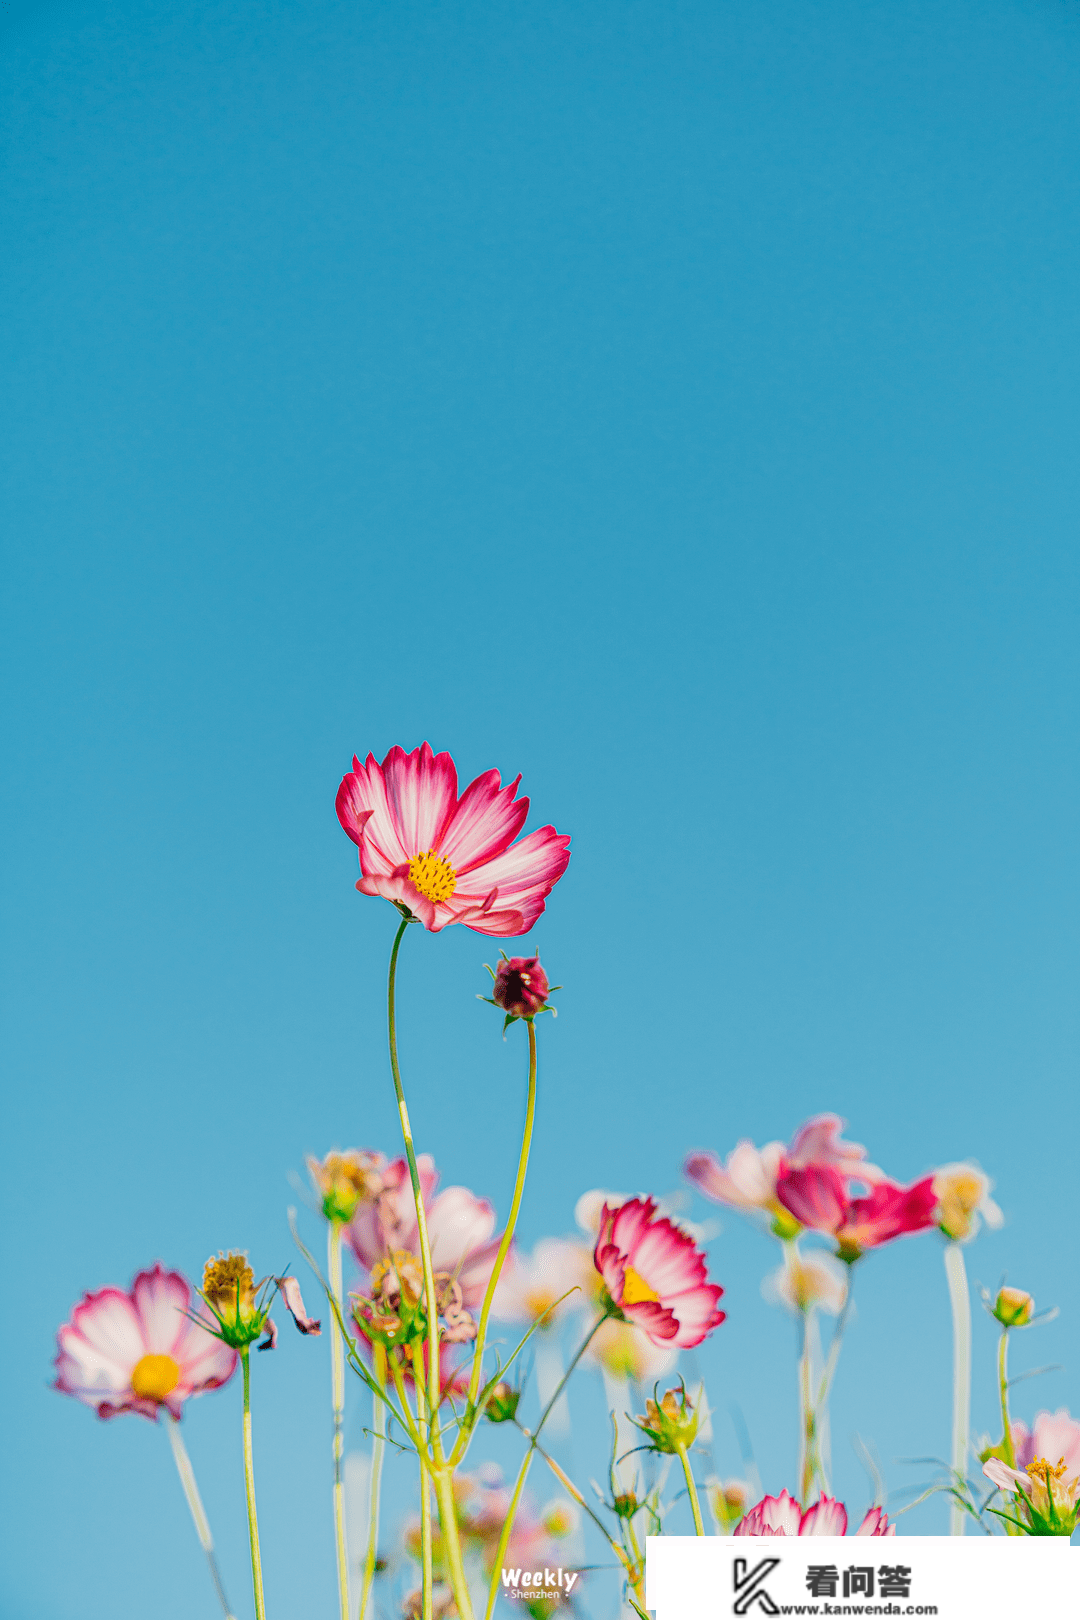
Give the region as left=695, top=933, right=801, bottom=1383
left=3, top=0, right=1079, bottom=1615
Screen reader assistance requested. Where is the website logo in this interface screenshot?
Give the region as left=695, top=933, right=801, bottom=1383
left=733, top=1556, right=781, bottom=1615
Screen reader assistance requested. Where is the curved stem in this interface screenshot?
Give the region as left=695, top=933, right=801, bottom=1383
left=163, top=1413, right=237, bottom=1619
left=240, top=1347, right=267, bottom=1620
left=328, top=1223, right=350, bottom=1620
left=358, top=1343, right=387, bottom=1620
left=465, top=1016, right=538, bottom=1414
left=676, top=1442, right=705, bottom=1536
left=944, top=1242, right=971, bottom=1535
left=386, top=919, right=442, bottom=1433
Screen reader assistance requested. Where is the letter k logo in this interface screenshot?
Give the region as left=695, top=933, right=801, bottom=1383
left=732, top=1556, right=781, bottom=1615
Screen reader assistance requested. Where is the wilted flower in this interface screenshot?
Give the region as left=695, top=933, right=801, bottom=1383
left=492, top=1237, right=594, bottom=1329
left=489, top=955, right=554, bottom=1022
left=735, top=1490, right=895, bottom=1537
left=307, top=1148, right=386, bottom=1225
left=352, top=1252, right=475, bottom=1348
left=54, top=1264, right=237, bottom=1421
left=775, top=1168, right=937, bottom=1262
left=993, top=1286, right=1035, bottom=1328
left=762, top=1249, right=848, bottom=1316
left=932, top=1162, right=1003, bottom=1243
left=632, top=1382, right=700, bottom=1454
left=685, top=1115, right=882, bottom=1236
left=593, top=1196, right=725, bottom=1349
left=336, top=742, right=570, bottom=936
left=200, top=1253, right=319, bottom=1351
left=983, top=1455, right=1080, bottom=1535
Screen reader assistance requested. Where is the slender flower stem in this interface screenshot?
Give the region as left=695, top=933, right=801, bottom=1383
left=998, top=1330, right=1015, bottom=1467
left=328, top=1223, right=350, bottom=1620
left=357, top=1343, right=387, bottom=1620
left=676, top=1442, right=706, bottom=1536
left=797, top=1307, right=816, bottom=1509
left=411, top=1346, right=433, bottom=1620
left=465, top=1016, right=538, bottom=1415
left=240, top=1348, right=267, bottom=1620
left=386, top=919, right=442, bottom=1431
left=434, top=1466, right=476, bottom=1620
left=163, top=1413, right=237, bottom=1620
left=943, top=1242, right=971, bottom=1536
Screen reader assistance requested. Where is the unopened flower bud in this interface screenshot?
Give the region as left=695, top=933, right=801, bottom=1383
left=491, top=956, right=551, bottom=1021
left=612, top=1491, right=640, bottom=1519
left=484, top=1381, right=521, bottom=1424
left=633, top=1381, right=700, bottom=1454
left=994, top=1286, right=1034, bottom=1328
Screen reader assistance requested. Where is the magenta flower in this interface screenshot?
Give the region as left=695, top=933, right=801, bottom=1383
left=336, top=743, right=570, bottom=936
left=54, top=1264, right=237, bottom=1421
left=735, top=1490, right=895, bottom=1537
left=491, top=955, right=552, bottom=1020
left=684, top=1114, right=881, bottom=1229
left=593, top=1196, right=725, bottom=1349
left=346, top=1153, right=502, bottom=1310
left=775, top=1166, right=937, bottom=1261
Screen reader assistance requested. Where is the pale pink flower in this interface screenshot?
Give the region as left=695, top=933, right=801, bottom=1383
left=1012, top=1410, right=1080, bottom=1475
left=54, top=1264, right=237, bottom=1421
left=735, top=1491, right=894, bottom=1536
left=492, top=1237, right=594, bottom=1329
left=583, top=1317, right=679, bottom=1384
left=685, top=1115, right=881, bottom=1226
left=336, top=742, right=570, bottom=936
left=762, top=1250, right=848, bottom=1316
left=346, top=1153, right=502, bottom=1309
left=593, top=1197, right=725, bottom=1349
left=775, top=1167, right=937, bottom=1261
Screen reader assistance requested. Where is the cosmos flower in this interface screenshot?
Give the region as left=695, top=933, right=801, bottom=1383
left=491, top=1237, right=594, bottom=1330
left=336, top=743, right=570, bottom=936
left=775, top=1167, right=937, bottom=1262
left=593, top=1197, right=725, bottom=1349
left=684, top=1115, right=882, bottom=1232
left=1012, top=1410, right=1080, bottom=1476
left=932, top=1162, right=1003, bottom=1243
left=761, top=1249, right=849, bottom=1316
left=735, top=1490, right=895, bottom=1537
left=983, top=1455, right=1080, bottom=1535
left=54, top=1264, right=237, bottom=1421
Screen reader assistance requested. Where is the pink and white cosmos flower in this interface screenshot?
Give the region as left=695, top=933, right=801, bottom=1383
left=593, top=1197, right=725, bottom=1349
left=54, top=1264, right=237, bottom=1421
left=1012, top=1410, right=1080, bottom=1475
left=336, top=743, right=570, bottom=936
left=775, top=1166, right=937, bottom=1261
left=346, top=1153, right=502, bottom=1310
left=735, top=1490, right=895, bottom=1537
left=684, top=1115, right=882, bottom=1227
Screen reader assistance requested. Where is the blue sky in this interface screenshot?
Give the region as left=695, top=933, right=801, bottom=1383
left=3, top=0, right=1080, bottom=1615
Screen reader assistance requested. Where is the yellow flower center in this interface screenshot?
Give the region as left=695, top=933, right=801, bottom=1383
left=407, top=849, right=457, bottom=904
left=621, top=1265, right=660, bottom=1305
left=131, top=1353, right=181, bottom=1401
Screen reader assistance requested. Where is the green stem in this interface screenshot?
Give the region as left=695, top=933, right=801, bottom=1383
left=676, top=1442, right=706, bottom=1536
left=163, top=1413, right=237, bottom=1620
left=357, top=1343, right=387, bottom=1620
left=240, top=1347, right=267, bottom=1620
left=943, top=1242, right=971, bottom=1535
left=434, top=1466, right=476, bottom=1620
left=328, top=1223, right=350, bottom=1620
left=798, top=1307, right=816, bottom=1508
left=484, top=1448, right=533, bottom=1620
left=464, top=1016, right=538, bottom=1416
left=411, top=1345, right=433, bottom=1620
left=999, top=1330, right=1015, bottom=1467
left=386, top=918, right=442, bottom=1431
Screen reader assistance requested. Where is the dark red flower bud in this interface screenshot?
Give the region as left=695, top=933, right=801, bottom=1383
left=491, top=956, right=550, bottom=1020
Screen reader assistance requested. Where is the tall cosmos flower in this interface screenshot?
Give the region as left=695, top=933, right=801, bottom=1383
left=775, top=1166, right=937, bottom=1262
left=684, top=1114, right=882, bottom=1233
left=336, top=743, right=570, bottom=936
left=593, top=1197, right=725, bottom=1349
left=735, top=1490, right=895, bottom=1537
left=54, top=1264, right=237, bottom=1421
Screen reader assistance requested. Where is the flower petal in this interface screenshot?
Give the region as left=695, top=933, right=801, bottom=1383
left=276, top=1276, right=322, bottom=1335
left=130, top=1266, right=192, bottom=1358
left=438, top=769, right=529, bottom=873
left=801, top=1495, right=848, bottom=1535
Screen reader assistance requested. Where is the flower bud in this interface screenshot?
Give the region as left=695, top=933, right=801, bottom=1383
left=306, top=1149, right=384, bottom=1225
left=491, top=956, right=551, bottom=1021
left=612, top=1491, right=640, bottom=1519
left=633, top=1382, right=700, bottom=1454
left=484, top=1380, right=521, bottom=1424
left=993, top=1286, right=1035, bottom=1328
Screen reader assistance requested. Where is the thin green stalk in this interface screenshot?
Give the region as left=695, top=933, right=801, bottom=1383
left=411, top=1345, right=433, bottom=1620
left=386, top=918, right=442, bottom=1431
left=676, top=1442, right=705, bottom=1536
left=328, top=1223, right=350, bottom=1620
left=163, top=1413, right=237, bottom=1620
left=357, top=1343, right=387, bottom=1620
left=943, top=1242, right=971, bottom=1535
left=434, top=1466, right=476, bottom=1620
left=240, top=1347, right=267, bottom=1620
left=464, top=1016, right=538, bottom=1416
left=797, top=1307, right=816, bottom=1508
left=998, top=1328, right=1020, bottom=1537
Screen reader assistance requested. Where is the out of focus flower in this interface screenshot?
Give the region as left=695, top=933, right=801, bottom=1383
left=775, top=1168, right=936, bottom=1262
left=488, top=955, right=554, bottom=1022
left=762, top=1249, right=848, bottom=1316
left=593, top=1197, right=725, bottom=1349
left=735, top=1491, right=895, bottom=1537
left=685, top=1115, right=882, bottom=1238
left=336, top=742, right=570, bottom=936
left=632, top=1382, right=700, bottom=1454
left=307, top=1149, right=386, bottom=1225
left=54, top=1264, right=237, bottom=1421
left=346, top=1154, right=502, bottom=1311
left=993, top=1286, right=1035, bottom=1328
left=983, top=1455, right=1080, bottom=1535
left=1013, top=1411, right=1080, bottom=1475
left=583, top=1317, right=678, bottom=1383
left=492, top=1237, right=594, bottom=1329
left=932, top=1162, right=1002, bottom=1243
left=402, top=1582, right=457, bottom=1618
left=708, top=1478, right=753, bottom=1532
left=352, top=1252, right=476, bottom=1348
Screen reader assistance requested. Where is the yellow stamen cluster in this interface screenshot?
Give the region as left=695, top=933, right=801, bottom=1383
left=936, top=1169, right=985, bottom=1241
left=308, top=1150, right=382, bottom=1223
left=130, top=1353, right=181, bottom=1401
left=1027, top=1455, right=1070, bottom=1486
left=407, top=849, right=457, bottom=904
left=370, top=1249, right=425, bottom=1308
left=621, top=1265, right=660, bottom=1306
left=203, top=1251, right=257, bottom=1316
